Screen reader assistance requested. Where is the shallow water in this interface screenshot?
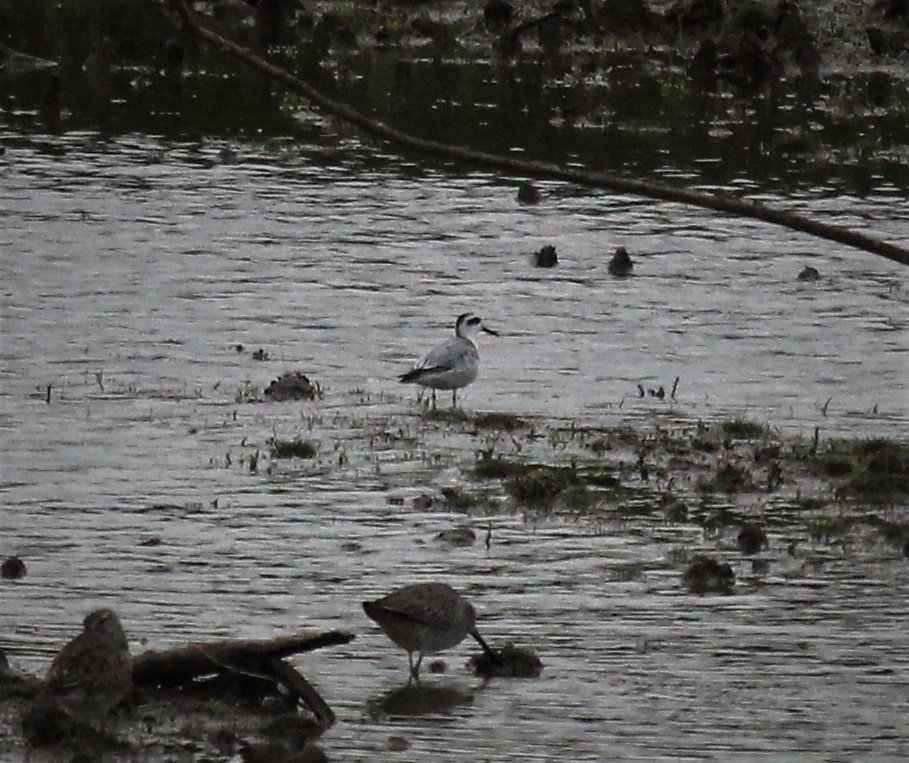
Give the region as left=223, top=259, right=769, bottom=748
left=1, top=131, right=908, bottom=760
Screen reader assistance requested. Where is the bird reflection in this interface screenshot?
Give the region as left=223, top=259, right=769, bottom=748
left=366, top=683, right=475, bottom=719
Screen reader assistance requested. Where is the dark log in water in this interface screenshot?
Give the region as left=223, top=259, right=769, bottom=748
left=165, top=0, right=909, bottom=268
left=132, top=630, right=353, bottom=726
left=132, top=630, right=354, bottom=688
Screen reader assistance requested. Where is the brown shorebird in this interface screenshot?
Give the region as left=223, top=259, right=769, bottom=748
left=31, top=609, right=132, bottom=729
left=363, top=582, right=495, bottom=681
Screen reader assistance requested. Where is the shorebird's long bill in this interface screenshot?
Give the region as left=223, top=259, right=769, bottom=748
left=471, top=628, right=499, bottom=660
left=482, top=325, right=499, bottom=336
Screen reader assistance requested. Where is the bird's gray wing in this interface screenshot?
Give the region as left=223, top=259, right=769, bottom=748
left=417, top=338, right=468, bottom=372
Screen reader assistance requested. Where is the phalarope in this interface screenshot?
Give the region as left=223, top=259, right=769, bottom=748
left=399, top=313, right=498, bottom=408
left=363, top=582, right=495, bottom=681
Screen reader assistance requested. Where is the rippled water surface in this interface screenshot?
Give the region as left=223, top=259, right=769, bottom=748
left=1, top=133, right=908, bottom=760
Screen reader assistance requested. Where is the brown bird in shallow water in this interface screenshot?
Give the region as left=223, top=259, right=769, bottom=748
left=363, top=582, right=496, bottom=681
left=28, top=609, right=132, bottom=732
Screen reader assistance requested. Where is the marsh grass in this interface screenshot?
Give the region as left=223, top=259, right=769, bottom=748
left=722, top=418, right=775, bottom=441
left=806, top=514, right=854, bottom=541
left=559, top=484, right=597, bottom=511
left=471, top=411, right=526, bottom=431
left=422, top=407, right=471, bottom=424
left=270, top=437, right=318, bottom=459
left=473, top=454, right=539, bottom=480
left=792, top=437, right=909, bottom=502
left=440, top=485, right=487, bottom=510
left=506, top=466, right=581, bottom=504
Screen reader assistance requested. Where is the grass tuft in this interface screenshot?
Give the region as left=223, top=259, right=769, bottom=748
left=270, top=437, right=318, bottom=459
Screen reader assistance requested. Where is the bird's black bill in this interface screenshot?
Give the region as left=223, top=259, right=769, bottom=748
left=471, top=629, right=500, bottom=661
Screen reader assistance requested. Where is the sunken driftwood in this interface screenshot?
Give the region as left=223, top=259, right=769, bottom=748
left=165, top=0, right=908, bottom=268
left=132, top=630, right=354, bottom=727
left=131, top=631, right=354, bottom=687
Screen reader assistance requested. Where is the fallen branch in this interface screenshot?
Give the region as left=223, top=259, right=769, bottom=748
left=131, top=630, right=354, bottom=689
left=133, top=630, right=353, bottom=727
left=264, top=657, right=336, bottom=728
left=3, top=630, right=351, bottom=738
left=166, top=0, right=908, bottom=267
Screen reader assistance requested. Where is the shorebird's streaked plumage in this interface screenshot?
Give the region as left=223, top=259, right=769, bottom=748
left=25, top=609, right=132, bottom=735
left=399, top=313, right=497, bottom=408
left=363, top=582, right=495, bottom=681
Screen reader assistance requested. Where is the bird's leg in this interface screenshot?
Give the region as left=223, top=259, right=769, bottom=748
left=408, top=651, right=423, bottom=683
left=452, top=389, right=457, bottom=408
left=431, top=389, right=437, bottom=409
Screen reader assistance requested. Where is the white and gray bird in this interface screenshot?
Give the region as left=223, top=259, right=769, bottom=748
left=398, top=313, right=498, bottom=408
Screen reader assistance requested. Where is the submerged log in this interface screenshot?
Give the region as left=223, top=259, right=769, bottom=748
left=133, top=630, right=353, bottom=728
left=1, top=631, right=354, bottom=708
left=264, top=657, right=337, bottom=728
left=132, top=631, right=354, bottom=689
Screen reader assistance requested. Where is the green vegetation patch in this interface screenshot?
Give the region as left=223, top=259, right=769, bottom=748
left=696, top=462, right=756, bottom=494
left=866, top=515, right=909, bottom=546
left=270, top=437, right=318, bottom=459
left=559, top=484, right=597, bottom=512
left=610, top=498, right=659, bottom=519
left=721, top=417, right=775, bottom=441
left=729, top=0, right=777, bottom=33
left=440, top=485, right=487, bottom=510
left=805, top=514, right=855, bottom=541
left=577, top=466, right=622, bottom=488
left=473, top=454, right=622, bottom=499
left=472, top=454, right=539, bottom=480
left=471, top=411, right=526, bottom=431
left=423, top=407, right=471, bottom=424
left=506, top=465, right=581, bottom=504
left=795, top=437, right=909, bottom=502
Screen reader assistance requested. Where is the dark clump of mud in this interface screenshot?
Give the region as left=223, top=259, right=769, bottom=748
left=1, top=555, right=26, bottom=579
left=470, top=642, right=543, bottom=678
left=264, top=372, right=320, bottom=402
left=533, top=244, right=558, bottom=267
left=737, top=522, right=769, bottom=555
left=682, top=555, right=735, bottom=595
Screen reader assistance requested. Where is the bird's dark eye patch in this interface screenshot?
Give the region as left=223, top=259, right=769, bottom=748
left=467, top=317, right=480, bottom=326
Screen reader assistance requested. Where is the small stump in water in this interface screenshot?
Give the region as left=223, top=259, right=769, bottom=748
left=517, top=180, right=540, bottom=204
left=533, top=245, right=558, bottom=268
left=608, top=246, right=634, bottom=276
left=469, top=642, right=543, bottom=678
